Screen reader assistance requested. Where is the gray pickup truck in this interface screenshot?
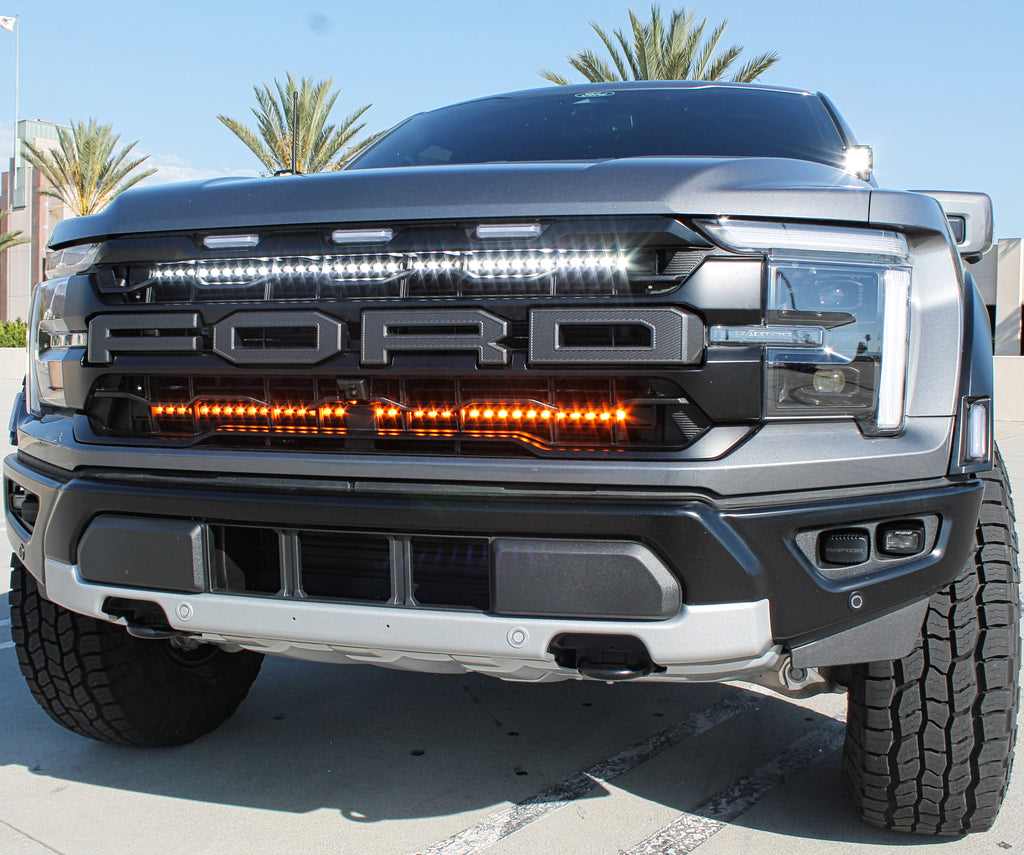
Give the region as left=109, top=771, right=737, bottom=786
left=7, top=82, right=1018, bottom=835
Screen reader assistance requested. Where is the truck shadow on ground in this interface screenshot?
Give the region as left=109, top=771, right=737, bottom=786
left=0, top=636, right=968, bottom=849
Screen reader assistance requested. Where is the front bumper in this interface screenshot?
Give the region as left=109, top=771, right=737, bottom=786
left=4, top=443, right=983, bottom=681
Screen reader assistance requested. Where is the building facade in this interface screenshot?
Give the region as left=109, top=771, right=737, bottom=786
left=0, top=119, right=70, bottom=322
left=971, top=238, right=1024, bottom=420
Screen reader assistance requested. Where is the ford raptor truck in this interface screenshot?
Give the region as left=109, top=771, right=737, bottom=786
left=6, top=82, right=1019, bottom=835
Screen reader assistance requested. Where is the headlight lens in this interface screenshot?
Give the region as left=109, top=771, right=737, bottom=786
left=765, top=260, right=910, bottom=433
left=44, top=243, right=100, bottom=280
left=27, top=276, right=87, bottom=415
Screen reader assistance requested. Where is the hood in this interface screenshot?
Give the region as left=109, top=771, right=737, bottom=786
left=50, top=157, right=873, bottom=248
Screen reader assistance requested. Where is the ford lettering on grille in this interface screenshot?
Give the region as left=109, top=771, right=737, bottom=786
left=87, top=308, right=705, bottom=366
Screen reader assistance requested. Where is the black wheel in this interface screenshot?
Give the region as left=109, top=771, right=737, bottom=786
left=9, top=560, right=263, bottom=746
left=842, top=446, right=1021, bottom=834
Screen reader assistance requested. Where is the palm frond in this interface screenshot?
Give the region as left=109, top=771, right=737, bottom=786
left=0, top=230, right=30, bottom=253
left=569, top=50, right=621, bottom=84
left=22, top=118, right=156, bottom=216
left=539, top=4, right=779, bottom=84
left=702, top=46, right=742, bottom=82
left=591, top=20, right=631, bottom=80
left=539, top=69, right=573, bottom=86
left=220, top=72, right=378, bottom=174
left=729, top=50, right=780, bottom=83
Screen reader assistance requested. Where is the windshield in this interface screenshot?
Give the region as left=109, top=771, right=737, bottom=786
left=348, top=86, right=848, bottom=170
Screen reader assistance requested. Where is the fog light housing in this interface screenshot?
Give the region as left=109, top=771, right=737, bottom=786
left=877, top=521, right=926, bottom=557
left=820, top=529, right=871, bottom=566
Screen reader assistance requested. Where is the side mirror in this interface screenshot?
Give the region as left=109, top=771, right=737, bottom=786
left=913, top=190, right=993, bottom=263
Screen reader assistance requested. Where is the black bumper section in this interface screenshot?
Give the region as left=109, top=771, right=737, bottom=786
left=4, top=452, right=983, bottom=647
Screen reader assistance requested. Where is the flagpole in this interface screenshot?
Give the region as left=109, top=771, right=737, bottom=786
left=12, top=14, right=18, bottom=208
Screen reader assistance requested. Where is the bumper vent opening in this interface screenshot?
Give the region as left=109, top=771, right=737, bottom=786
left=299, top=531, right=391, bottom=601
left=7, top=481, right=39, bottom=533
left=206, top=525, right=489, bottom=610
left=213, top=526, right=282, bottom=595
left=411, top=537, right=491, bottom=610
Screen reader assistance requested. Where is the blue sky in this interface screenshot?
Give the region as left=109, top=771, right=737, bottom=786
left=1, top=0, right=1022, bottom=237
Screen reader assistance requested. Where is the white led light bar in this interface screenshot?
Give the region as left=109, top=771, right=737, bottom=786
left=875, top=267, right=911, bottom=432
left=701, top=219, right=908, bottom=260
left=203, top=234, right=260, bottom=250
left=149, top=250, right=632, bottom=283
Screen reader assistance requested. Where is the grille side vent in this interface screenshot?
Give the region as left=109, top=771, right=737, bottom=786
left=662, top=250, right=708, bottom=277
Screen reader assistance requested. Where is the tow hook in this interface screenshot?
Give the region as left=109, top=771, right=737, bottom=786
left=549, top=632, right=661, bottom=681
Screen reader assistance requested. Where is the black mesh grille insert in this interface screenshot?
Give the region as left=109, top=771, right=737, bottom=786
left=84, top=374, right=711, bottom=457
left=102, top=246, right=685, bottom=304
left=412, top=538, right=491, bottom=610
left=299, top=531, right=391, bottom=601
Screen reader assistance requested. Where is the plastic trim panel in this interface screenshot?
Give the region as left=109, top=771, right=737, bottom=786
left=42, top=557, right=774, bottom=678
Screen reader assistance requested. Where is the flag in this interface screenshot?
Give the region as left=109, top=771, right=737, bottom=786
left=0, top=16, right=15, bottom=32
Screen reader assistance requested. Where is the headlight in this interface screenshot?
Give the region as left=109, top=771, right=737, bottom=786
left=763, top=260, right=910, bottom=433
left=44, top=243, right=100, bottom=280
left=700, top=219, right=912, bottom=435
left=27, top=276, right=88, bottom=415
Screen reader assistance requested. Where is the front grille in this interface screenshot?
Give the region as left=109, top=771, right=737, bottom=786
left=97, top=250, right=704, bottom=303
left=85, top=374, right=711, bottom=456
left=210, top=524, right=490, bottom=611
left=89, top=215, right=709, bottom=306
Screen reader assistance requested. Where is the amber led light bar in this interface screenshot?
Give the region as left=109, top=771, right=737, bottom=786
left=150, top=401, right=629, bottom=433
left=377, top=405, right=627, bottom=423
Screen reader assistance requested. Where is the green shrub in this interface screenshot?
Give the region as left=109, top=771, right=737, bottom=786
left=0, top=319, right=27, bottom=348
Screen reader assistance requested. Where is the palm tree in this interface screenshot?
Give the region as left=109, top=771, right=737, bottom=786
left=218, top=73, right=377, bottom=174
left=0, top=230, right=30, bottom=252
left=541, top=4, right=778, bottom=85
left=21, top=119, right=157, bottom=217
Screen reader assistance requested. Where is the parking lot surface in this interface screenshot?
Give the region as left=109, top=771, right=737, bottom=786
left=1, top=381, right=1022, bottom=854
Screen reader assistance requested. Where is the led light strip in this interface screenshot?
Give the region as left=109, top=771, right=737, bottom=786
left=700, top=219, right=908, bottom=259
left=154, top=403, right=340, bottom=418
left=151, top=401, right=628, bottom=427
left=148, top=250, right=632, bottom=283
left=377, top=405, right=627, bottom=423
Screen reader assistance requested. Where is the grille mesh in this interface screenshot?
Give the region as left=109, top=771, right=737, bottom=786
left=85, top=375, right=709, bottom=455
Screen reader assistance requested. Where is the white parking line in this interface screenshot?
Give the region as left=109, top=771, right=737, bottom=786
left=626, top=719, right=846, bottom=854
left=0, top=641, right=13, bottom=650
left=414, top=692, right=760, bottom=855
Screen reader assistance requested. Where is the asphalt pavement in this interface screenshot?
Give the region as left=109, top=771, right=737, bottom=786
left=1, top=385, right=1022, bottom=854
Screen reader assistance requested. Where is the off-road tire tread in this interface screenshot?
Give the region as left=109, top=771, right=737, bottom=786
left=842, top=447, right=1021, bottom=834
left=9, top=562, right=263, bottom=746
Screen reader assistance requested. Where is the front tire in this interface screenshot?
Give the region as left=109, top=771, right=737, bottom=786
left=842, top=448, right=1021, bottom=834
left=9, top=561, right=263, bottom=746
